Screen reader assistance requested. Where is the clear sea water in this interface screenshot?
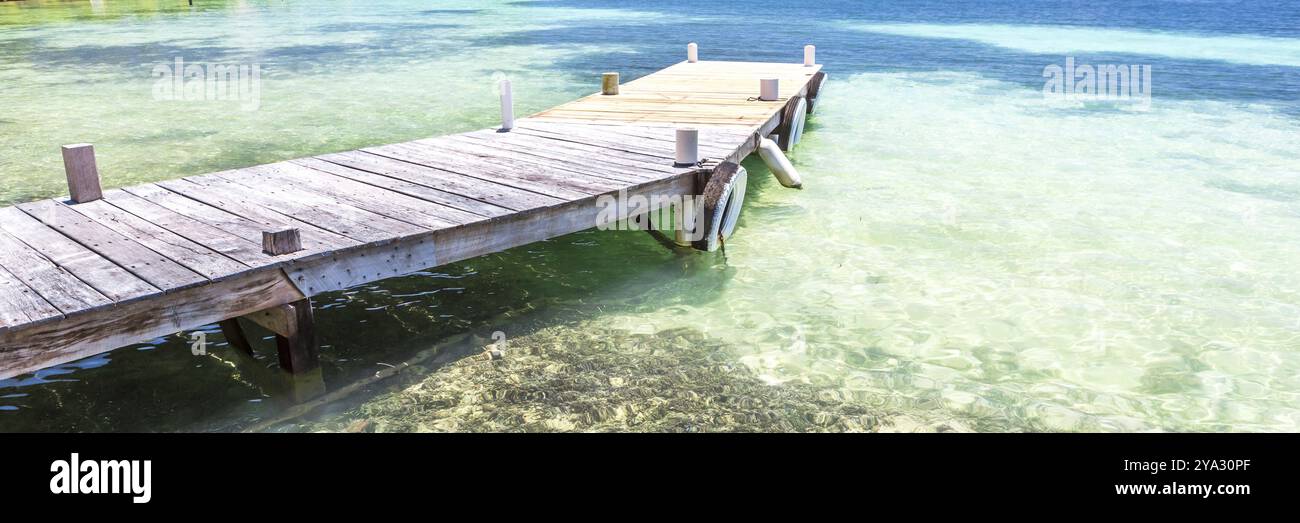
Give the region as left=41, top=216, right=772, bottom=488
left=2, top=0, right=1299, bottom=431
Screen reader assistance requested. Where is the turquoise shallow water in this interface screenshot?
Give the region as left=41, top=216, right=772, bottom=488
left=1, top=0, right=1299, bottom=431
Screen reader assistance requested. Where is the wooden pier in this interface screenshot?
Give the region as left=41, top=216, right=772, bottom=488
left=0, top=55, right=826, bottom=383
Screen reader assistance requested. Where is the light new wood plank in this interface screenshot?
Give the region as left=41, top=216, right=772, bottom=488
left=510, top=121, right=739, bottom=160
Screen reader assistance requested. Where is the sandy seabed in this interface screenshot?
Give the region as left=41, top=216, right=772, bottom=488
left=272, top=324, right=978, bottom=433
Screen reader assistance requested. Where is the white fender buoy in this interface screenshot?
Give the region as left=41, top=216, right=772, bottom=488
left=693, top=162, right=747, bottom=252
left=758, top=137, right=802, bottom=189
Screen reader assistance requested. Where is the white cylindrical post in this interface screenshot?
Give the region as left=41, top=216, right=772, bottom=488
left=759, top=78, right=779, bottom=101
left=804, top=44, right=816, bottom=66
left=499, top=79, right=514, bottom=131
left=675, top=128, right=699, bottom=166
left=687, top=42, right=698, bottom=63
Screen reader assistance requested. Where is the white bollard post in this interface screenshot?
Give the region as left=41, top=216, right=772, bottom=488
left=687, top=42, right=698, bottom=63
left=499, top=79, right=514, bottom=131
left=804, top=44, right=816, bottom=66
left=759, top=78, right=779, bottom=101
left=675, top=128, right=699, bottom=166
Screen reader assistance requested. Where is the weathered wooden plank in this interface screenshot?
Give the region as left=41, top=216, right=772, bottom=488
left=0, top=227, right=111, bottom=313
left=0, top=268, right=305, bottom=380
left=17, top=199, right=207, bottom=291
left=159, top=176, right=391, bottom=245
left=385, top=139, right=617, bottom=197
left=204, top=169, right=430, bottom=240
left=249, top=161, right=484, bottom=229
left=433, top=174, right=697, bottom=266
left=448, top=131, right=677, bottom=182
left=289, top=157, right=514, bottom=218
left=318, top=151, right=563, bottom=212
left=125, top=183, right=358, bottom=255
left=462, top=127, right=683, bottom=173
left=445, top=141, right=669, bottom=187
left=439, top=134, right=654, bottom=186
left=64, top=197, right=250, bottom=280
left=102, top=189, right=270, bottom=267
left=0, top=206, right=158, bottom=302
left=369, top=142, right=599, bottom=201
left=0, top=266, right=61, bottom=329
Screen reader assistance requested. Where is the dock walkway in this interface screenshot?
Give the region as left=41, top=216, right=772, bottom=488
left=0, top=58, right=825, bottom=380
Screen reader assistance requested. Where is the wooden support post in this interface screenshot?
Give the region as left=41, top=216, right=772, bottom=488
left=262, top=228, right=302, bottom=255
left=602, top=72, right=619, bottom=95
left=61, top=144, right=103, bottom=204
left=687, top=42, right=698, bottom=63
left=210, top=323, right=325, bottom=403
left=245, top=298, right=319, bottom=374
left=217, top=319, right=254, bottom=356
